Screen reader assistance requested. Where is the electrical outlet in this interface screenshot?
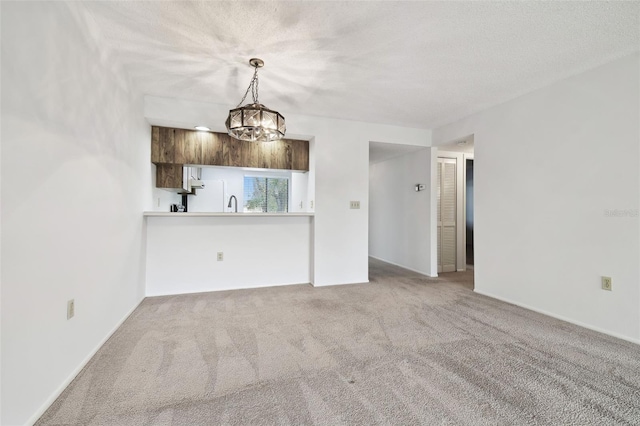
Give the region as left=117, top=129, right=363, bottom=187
left=67, top=299, right=75, bottom=319
left=602, top=276, right=612, bottom=291
left=299, top=201, right=303, bottom=209
left=350, top=201, right=360, bottom=209
left=217, top=252, right=224, bottom=261
left=310, top=200, right=314, bottom=209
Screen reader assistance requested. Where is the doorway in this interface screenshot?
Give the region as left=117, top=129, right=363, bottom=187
left=435, top=139, right=474, bottom=282
left=466, top=158, right=474, bottom=267
left=437, top=158, right=457, bottom=273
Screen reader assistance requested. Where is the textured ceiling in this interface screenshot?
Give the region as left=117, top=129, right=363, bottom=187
left=80, top=1, right=639, bottom=129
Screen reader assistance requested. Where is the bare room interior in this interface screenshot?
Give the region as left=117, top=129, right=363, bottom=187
left=2, top=2, right=639, bottom=425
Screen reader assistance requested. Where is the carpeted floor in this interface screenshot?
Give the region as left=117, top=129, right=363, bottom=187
left=37, top=258, right=640, bottom=425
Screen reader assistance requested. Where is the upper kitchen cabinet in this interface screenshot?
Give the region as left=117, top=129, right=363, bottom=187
left=241, top=138, right=268, bottom=169
left=153, top=126, right=224, bottom=166
left=291, top=139, right=309, bottom=171
left=174, top=129, right=201, bottom=165
left=270, top=139, right=292, bottom=170
left=155, top=164, right=183, bottom=189
left=151, top=126, right=309, bottom=171
left=151, top=126, right=176, bottom=164
left=201, top=132, right=225, bottom=166
left=239, top=139, right=308, bottom=171
left=176, top=130, right=227, bottom=166
left=223, top=134, right=243, bottom=167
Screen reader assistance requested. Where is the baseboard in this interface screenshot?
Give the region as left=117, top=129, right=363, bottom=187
left=146, top=281, right=312, bottom=297
left=312, top=280, right=370, bottom=287
left=27, top=297, right=145, bottom=426
left=368, top=255, right=437, bottom=278
left=474, top=289, right=640, bottom=346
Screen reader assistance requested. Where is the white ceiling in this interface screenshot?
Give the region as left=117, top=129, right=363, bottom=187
left=81, top=1, right=639, bottom=129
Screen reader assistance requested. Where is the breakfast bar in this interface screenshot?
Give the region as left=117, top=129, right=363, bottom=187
left=143, top=212, right=314, bottom=296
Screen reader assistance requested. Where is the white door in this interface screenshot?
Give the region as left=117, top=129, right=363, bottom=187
left=438, top=158, right=456, bottom=273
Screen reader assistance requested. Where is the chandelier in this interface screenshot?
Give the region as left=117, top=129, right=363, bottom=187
left=225, top=58, right=286, bottom=142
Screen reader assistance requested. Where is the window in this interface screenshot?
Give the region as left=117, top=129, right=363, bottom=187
left=243, top=176, right=289, bottom=212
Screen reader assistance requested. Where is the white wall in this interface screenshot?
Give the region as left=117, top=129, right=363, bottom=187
left=145, top=96, right=432, bottom=286
left=434, top=53, right=640, bottom=342
left=291, top=171, right=310, bottom=212
left=369, top=148, right=437, bottom=276
left=1, top=3, right=151, bottom=425
left=145, top=216, right=312, bottom=296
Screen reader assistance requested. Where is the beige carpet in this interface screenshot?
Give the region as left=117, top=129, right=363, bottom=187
left=37, top=258, right=640, bottom=425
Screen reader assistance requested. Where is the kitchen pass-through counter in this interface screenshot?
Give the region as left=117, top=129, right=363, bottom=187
left=143, top=212, right=314, bottom=296
left=143, top=212, right=314, bottom=217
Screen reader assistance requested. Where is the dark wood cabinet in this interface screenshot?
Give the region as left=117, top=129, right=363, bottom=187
left=223, top=135, right=243, bottom=167
left=271, top=139, right=292, bottom=170
left=156, top=164, right=183, bottom=189
left=151, top=126, right=309, bottom=181
left=151, top=126, right=161, bottom=163
left=151, top=127, right=176, bottom=164
left=174, top=129, right=202, bottom=165
left=241, top=138, right=264, bottom=169
left=291, top=140, right=309, bottom=171
left=201, top=132, right=225, bottom=166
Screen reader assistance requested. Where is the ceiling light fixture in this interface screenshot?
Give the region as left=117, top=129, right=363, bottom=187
left=225, top=58, right=286, bottom=142
left=194, top=126, right=211, bottom=131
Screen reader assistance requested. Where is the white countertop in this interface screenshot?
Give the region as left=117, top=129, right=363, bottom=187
left=144, top=212, right=314, bottom=217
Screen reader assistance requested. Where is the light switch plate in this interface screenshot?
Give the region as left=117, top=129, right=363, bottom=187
left=602, top=276, right=612, bottom=291
left=350, top=201, right=360, bottom=209
left=67, top=299, right=75, bottom=319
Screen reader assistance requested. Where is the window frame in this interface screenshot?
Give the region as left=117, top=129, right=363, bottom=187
left=242, top=173, right=291, bottom=213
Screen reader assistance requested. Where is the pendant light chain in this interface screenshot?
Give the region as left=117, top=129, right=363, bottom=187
left=236, top=65, right=260, bottom=108
left=252, top=66, right=259, bottom=104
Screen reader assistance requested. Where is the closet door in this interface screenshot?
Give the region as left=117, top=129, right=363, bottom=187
left=438, top=158, right=457, bottom=273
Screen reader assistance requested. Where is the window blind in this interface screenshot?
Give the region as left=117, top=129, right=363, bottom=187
left=243, top=177, right=289, bottom=212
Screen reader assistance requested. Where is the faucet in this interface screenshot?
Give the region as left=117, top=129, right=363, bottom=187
left=227, top=195, right=238, bottom=213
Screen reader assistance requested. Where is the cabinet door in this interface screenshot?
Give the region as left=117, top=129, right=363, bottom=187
left=151, top=126, right=161, bottom=163
left=174, top=129, right=202, bottom=165
left=271, top=139, right=292, bottom=170
left=156, top=164, right=183, bottom=188
left=151, top=126, right=176, bottom=164
left=223, top=135, right=243, bottom=167
left=201, top=132, right=225, bottom=165
left=242, top=139, right=272, bottom=169
left=151, top=127, right=175, bottom=164
left=291, top=140, right=309, bottom=171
